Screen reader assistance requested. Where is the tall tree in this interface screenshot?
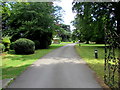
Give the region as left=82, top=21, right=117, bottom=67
left=72, top=2, right=119, bottom=44
left=2, top=2, right=63, bottom=48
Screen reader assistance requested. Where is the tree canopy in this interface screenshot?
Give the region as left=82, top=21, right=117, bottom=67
left=72, top=2, right=120, bottom=44
left=2, top=2, right=63, bottom=48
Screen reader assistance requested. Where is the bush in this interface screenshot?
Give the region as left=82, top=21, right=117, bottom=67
left=33, top=40, right=40, bottom=49
left=14, top=38, right=35, bottom=54
left=0, top=43, right=5, bottom=52
left=10, top=42, right=15, bottom=50
left=2, top=37, right=11, bottom=51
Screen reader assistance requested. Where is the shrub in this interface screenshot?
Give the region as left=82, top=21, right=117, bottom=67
left=33, top=40, right=40, bottom=49
left=14, top=38, right=35, bottom=54
left=10, top=42, right=15, bottom=50
left=0, top=43, right=5, bottom=52
left=2, top=37, right=11, bottom=51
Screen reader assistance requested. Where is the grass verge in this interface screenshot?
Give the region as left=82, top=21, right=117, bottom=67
left=75, top=43, right=119, bottom=88
left=60, top=42, right=73, bottom=44
left=75, top=44, right=105, bottom=79
left=2, top=44, right=64, bottom=79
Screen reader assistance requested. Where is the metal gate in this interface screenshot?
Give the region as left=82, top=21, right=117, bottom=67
left=104, top=4, right=120, bottom=88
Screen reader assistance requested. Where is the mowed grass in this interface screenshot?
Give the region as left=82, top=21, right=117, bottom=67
left=60, top=42, right=73, bottom=44
left=75, top=43, right=119, bottom=81
left=2, top=44, right=64, bottom=79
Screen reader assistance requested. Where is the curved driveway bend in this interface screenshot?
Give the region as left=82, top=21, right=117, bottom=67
left=8, top=44, right=102, bottom=88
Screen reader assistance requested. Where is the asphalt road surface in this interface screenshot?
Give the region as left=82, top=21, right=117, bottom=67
left=8, top=44, right=102, bottom=88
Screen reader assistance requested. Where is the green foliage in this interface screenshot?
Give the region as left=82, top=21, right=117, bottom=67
left=72, top=2, right=119, bottom=44
left=2, top=37, right=11, bottom=51
left=54, top=24, right=72, bottom=42
left=2, top=2, right=63, bottom=49
left=2, top=37, right=11, bottom=44
left=37, top=32, right=52, bottom=49
left=0, top=43, right=5, bottom=52
left=14, top=38, right=35, bottom=54
left=10, top=42, right=15, bottom=50
left=72, top=3, right=93, bottom=44
left=33, top=40, right=40, bottom=50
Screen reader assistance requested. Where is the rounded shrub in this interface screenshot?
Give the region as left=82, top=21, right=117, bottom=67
left=14, top=38, right=35, bottom=54
left=0, top=43, right=5, bottom=52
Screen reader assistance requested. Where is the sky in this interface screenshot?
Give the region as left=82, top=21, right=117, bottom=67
left=54, top=0, right=76, bottom=31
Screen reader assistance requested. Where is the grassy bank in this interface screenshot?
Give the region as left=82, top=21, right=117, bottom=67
left=2, top=44, right=64, bottom=79
left=75, top=43, right=119, bottom=82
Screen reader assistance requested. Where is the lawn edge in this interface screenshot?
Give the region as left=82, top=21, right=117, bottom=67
left=4, top=44, right=64, bottom=88
left=74, top=44, right=111, bottom=90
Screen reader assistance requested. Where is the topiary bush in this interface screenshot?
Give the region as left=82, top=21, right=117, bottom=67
left=2, top=37, right=11, bottom=51
left=14, top=38, right=35, bottom=54
left=0, top=43, right=5, bottom=52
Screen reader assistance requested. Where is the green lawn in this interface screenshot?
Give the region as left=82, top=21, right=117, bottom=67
left=78, top=43, right=105, bottom=46
left=60, top=42, right=73, bottom=44
left=75, top=43, right=119, bottom=82
left=2, top=44, right=64, bottom=79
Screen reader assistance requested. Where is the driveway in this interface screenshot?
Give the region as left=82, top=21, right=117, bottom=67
left=8, top=44, right=102, bottom=88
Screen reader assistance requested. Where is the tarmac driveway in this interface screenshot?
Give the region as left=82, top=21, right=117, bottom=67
left=8, top=44, right=102, bottom=88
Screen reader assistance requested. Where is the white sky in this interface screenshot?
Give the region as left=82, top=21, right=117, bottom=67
left=54, top=0, right=76, bottom=31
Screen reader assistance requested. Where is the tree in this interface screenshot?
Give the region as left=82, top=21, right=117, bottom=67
left=60, top=24, right=71, bottom=42
left=54, top=24, right=72, bottom=42
left=72, top=2, right=94, bottom=44
left=72, top=2, right=119, bottom=44
left=2, top=2, right=63, bottom=48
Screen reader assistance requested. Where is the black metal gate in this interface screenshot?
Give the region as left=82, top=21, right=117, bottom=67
left=104, top=27, right=120, bottom=89
left=104, top=2, right=120, bottom=89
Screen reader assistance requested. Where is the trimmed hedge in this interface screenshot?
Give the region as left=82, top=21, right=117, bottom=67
left=14, top=38, right=35, bottom=54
